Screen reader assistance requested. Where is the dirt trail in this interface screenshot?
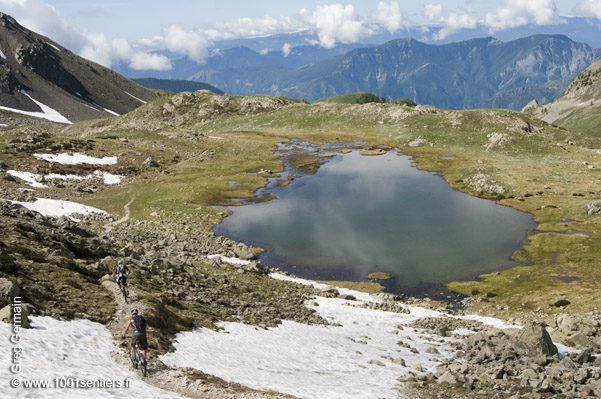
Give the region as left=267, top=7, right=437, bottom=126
left=104, top=195, right=135, bottom=232
left=102, top=276, right=293, bottom=399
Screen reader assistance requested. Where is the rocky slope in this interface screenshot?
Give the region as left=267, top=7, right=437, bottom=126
left=64, top=90, right=308, bottom=134
left=0, top=13, right=159, bottom=125
left=524, top=57, right=601, bottom=136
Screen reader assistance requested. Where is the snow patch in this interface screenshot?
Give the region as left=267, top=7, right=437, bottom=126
left=8, top=169, right=122, bottom=187
left=95, top=171, right=123, bottom=184
left=47, top=171, right=123, bottom=185
left=0, top=90, right=72, bottom=124
left=206, top=254, right=252, bottom=266
left=125, top=91, right=147, bottom=104
left=7, top=170, right=48, bottom=187
left=95, top=103, right=120, bottom=116
left=0, top=317, right=185, bottom=399
left=8, top=198, right=107, bottom=221
left=34, top=152, right=117, bottom=165
left=46, top=42, right=61, bottom=52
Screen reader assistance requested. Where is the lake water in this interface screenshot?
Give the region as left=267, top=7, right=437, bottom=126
left=214, top=149, right=536, bottom=295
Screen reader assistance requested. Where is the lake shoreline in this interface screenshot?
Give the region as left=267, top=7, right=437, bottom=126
left=213, top=141, right=537, bottom=301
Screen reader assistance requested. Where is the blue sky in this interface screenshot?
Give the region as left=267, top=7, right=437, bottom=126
left=1, top=0, right=600, bottom=70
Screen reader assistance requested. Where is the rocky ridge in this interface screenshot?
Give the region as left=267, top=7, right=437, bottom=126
left=85, top=90, right=306, bottom=133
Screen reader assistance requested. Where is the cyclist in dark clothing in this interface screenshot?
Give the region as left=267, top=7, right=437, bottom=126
left=121, top=308, right=148, bottom=361
left=112, top=260, right=131, bottom=296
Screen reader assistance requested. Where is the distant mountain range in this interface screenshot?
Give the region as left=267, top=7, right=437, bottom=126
left=183, top=35, right=599, bottom=110
left=0, top=12, right=158, bottom=124
left=113, top=43, right=364, bottom=80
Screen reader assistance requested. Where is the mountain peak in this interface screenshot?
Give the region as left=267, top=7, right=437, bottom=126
left=0, top=13, right=159, bottom=124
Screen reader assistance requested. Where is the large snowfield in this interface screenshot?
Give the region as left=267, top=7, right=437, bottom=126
left=159, top=272, right=519, bottom=399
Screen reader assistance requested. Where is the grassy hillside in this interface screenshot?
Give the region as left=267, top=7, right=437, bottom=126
left=315, top=92, right=387, bottom=104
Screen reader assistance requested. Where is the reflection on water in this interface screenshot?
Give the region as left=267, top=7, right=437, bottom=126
left=214, top=150, right=536, bottom=293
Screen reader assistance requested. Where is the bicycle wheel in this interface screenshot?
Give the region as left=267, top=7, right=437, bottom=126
left=140, top=351, right=147, bottom=377
left=119, top=281, right=128, bottom=303
left=135, top=345, right=146, bottom=377
left=130, top=347, right=138, bottom=369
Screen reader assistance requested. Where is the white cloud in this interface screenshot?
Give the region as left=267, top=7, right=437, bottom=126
left=299, top=4, right=369, bottom=48
left=129, top=52, right=172, bottom=71
left=574, top=0, right=601, bottom=20
left=203, top=16, right=298, bottom=41
left=373, top=1, right=408, bottom=32
left=79, top=34, right=131, bottom=67
left=484, top=0, right=565, bottom=31
left=282, top=43, right=292, bottom=57
left=161, top=24, right=209, bottom=63
left=424, top=4, right=478, bottom=39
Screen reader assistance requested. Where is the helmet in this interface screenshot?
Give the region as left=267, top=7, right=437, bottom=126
left=131, top=308, right=138, bottom=315
left=118, top=260, right=123, bottom=266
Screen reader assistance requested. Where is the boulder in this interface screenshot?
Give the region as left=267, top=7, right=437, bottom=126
left=0, top=278, right=20, bottom=298
left=0, top=303, right=31, bottom=328
left=550, top=314, right=601, bottom=350
left=587, top=201, right=601, bottom=215
left=143, top=157, right=159, bottom=167
left=514, top=322, right=558, bottom=357
left=233, top=243, right=255, bottom=260
left=319, top=287, right=340, bottom=298
left=438, top=371, right=460, bottom=386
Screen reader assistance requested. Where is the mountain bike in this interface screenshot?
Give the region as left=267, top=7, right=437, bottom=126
left=117, top=278, right=128, bottom=303
left=129, top=339, right=147, bottom=377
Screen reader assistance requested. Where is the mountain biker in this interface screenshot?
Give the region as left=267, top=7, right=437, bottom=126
left=112, top=260, right=131, bottom=296
left=121, top=308, right=147, bottom=363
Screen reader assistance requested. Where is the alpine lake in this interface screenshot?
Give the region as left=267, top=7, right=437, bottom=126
left=214, top=142, right=536, bottom=297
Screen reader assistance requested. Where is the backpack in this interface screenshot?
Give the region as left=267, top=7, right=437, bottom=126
left=116, top=264, right=128, bottom=277
left=133, top=315, right=146, bottom=332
